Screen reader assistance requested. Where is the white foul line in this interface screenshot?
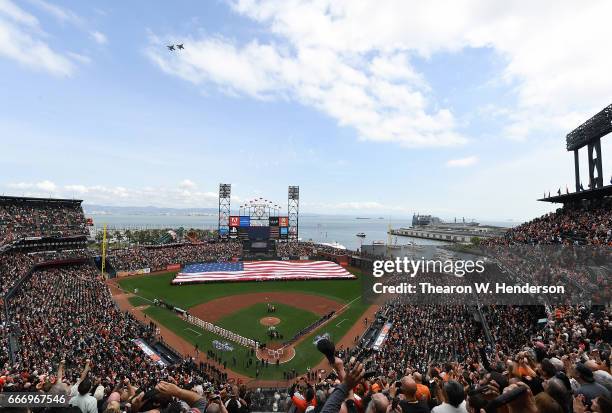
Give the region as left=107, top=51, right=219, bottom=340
left=185, top=328, right=202, bottom=337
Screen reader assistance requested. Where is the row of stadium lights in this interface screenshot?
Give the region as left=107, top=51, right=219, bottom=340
left=239, top=198, right=282, bottom=209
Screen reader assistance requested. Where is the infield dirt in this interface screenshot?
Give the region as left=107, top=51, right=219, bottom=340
left=189, top=292, right=343, bottom=322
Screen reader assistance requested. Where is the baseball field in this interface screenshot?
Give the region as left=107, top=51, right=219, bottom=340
left=117, top=266, right=368, bottom=380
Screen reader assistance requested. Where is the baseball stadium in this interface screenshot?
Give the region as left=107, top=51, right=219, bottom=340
left=2, top=1, right=612, bottom=412
left=1, top=118, right=611, bottom=410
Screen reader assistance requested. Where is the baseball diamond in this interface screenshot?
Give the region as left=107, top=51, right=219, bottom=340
left=116, top=268, right=369, bottom=381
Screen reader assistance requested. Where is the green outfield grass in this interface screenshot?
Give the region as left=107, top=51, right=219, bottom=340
left=119, top=272, right=361, bottom=309
left=216, top=302, right=319, bottom=344
left=117, top=267, right=368, bottom=379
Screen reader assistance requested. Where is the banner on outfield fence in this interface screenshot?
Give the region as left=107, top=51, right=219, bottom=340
left=167, top=264, right=181, bottom=271
left=117, top=268, right=151, bottom=277
left=372, top=322, right=393, bottom=351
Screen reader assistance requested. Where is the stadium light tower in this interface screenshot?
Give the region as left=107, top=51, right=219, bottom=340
left=218, top=184, right=231, bottom=239
left=288, top=186, right=299, bottom=242
left=566, top=103, right=611, bottom=191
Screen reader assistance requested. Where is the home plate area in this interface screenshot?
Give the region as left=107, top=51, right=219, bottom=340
left=256, top=343, right=296, bottom=364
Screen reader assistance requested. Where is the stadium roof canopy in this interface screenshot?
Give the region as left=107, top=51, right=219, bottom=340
left=566, top=103, right=612, bottom=151
left=0, top=195, right=83, bottom=204
left=538, top=184, right=612, bottom=203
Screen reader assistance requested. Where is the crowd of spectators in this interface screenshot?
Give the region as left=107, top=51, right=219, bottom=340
left=479, top=245, right=611, bottom=305
left=0, top=251, right=37, bottom=297
left=0, top=249, right=91, bottom=297
left=285, top=200, right=610, bottom=412
left=276, top=242, right=351, bottom=258
left=484, top=202, right=611, bottom=246
left=482, top=305, right=542, bottom=355
left=108, top=243, right=243, bottom=271
left=1, top=263, right=242, bottom=413
left=288, top=302, right=610, bottom=413
left=107, top=241, right=352, bottom=273
left=0, top=195, right=610, bottom=412
left=472, top=199, right=612, bottom=306
left=370, top=304, right=488, bottom=375
left=0, top=197, right=88, bottom=246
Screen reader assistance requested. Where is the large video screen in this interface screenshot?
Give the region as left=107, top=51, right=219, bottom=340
left=228, top=215, right=289, bottom=240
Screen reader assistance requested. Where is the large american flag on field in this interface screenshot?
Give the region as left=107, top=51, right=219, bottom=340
left=172, top=260, right=355, bottom=284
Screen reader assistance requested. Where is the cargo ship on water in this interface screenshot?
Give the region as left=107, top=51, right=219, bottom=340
left=388, top=214, right=507, bottom=243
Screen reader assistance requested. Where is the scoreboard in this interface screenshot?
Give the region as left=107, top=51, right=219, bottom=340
left=228, top=216, right=288, bottom=240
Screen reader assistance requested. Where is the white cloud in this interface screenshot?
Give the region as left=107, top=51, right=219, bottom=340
left=146, top=35, right=466, bottom=147
left=36, top=180, right=57, bottom=192
left=4, top=181, right=220, bottom=208
left=149, top=0, right=612, bottom=146
left=178, top=179, right=196, bottom=189
left=7, top=182, right=30, bottom=190
left=8, top=180, right=58, bottom=192
left=0, top=0, right=75, bottom=76
left=64, top=184, right=89, bottom=193
left=0, top=0, right=38, bottom=27
left=29, top=0, right=108, bottom=48
left=90, top=30, right=107, bottom=45
left=446, top=156, right=478, bottom=168
left=27, top=0, right=82, bottom=26
left=0, top=0, right=105, bottom=74
left=67, top=52, right=91, bottom=64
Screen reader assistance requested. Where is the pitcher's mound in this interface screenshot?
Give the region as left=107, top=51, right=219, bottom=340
left=260, top=317, right=280, bottom=326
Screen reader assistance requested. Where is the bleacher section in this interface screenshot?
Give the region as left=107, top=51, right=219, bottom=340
left=0, top=195, right=88, bottom=247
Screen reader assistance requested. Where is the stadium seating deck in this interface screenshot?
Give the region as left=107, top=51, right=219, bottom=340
left=0, top=196, right=610, bottom=413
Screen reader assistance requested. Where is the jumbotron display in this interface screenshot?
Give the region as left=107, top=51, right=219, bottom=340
left=228, top=215, right=290, bottom=240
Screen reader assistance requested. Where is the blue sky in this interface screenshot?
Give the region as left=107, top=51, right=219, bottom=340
left=1, top=0, right=611, bottom=221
